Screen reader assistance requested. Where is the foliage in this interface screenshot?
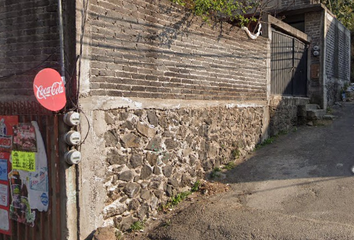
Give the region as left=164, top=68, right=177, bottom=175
left=231, top=148, right=240, bottom=159
left=171, top=0, right=259, bottom=25
left=159, top=191, right=192, bottom=211
left=129, top=221, right=145, bottom=231
left=223, top=161, right=236, bottom=170
left=320, top=0, right=354, bottom=31
left=210, top=167, right=222, bottom=179
left=191, top=180, right=201, bottom=192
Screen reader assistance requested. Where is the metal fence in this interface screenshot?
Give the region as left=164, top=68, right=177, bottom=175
left=0, top=101, right=62, bottom=240
left=271, top=30, right=308, bottom=96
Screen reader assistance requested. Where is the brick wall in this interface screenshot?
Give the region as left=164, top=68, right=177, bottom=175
left=325, top=13, right=350, bottom=81
left=85, top=0, right=268, bottom=102
left=324, top=11, right=351, bottom=105
left=280, top=0, right=319, bottom=10
left=0, top=0, right=62, bottom=101
left=305, top=11, right=323, bottom=105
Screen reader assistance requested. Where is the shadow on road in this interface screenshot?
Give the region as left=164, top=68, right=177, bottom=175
left=224, top=102, right=354, bottom=185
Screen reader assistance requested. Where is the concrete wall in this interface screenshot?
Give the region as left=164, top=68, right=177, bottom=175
left=76, top=0, right=270, bottom=238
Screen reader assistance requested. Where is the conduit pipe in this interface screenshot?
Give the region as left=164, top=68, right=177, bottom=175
left=58, top=0, right=66, bottom=84
left=242, top=23, right=262, bottom=40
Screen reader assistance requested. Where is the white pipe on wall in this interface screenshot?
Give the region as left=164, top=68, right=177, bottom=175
left=242, top=24, right=262, bottom=40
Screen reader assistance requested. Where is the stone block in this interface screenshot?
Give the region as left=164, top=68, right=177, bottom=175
left=119, top=215, right=138, bottom=231
left=147, top=111, right=159, bottom=126
left=128, top=198, right=139, bottom=211
left=124, top=182, right=140, bottom=198
left=153, top=166, right=161, bottom=175
left=164, top=138, right=179, bottom=149
left=105, top=112, right=115, bottom=125
left=129, top=154, right=143, bottom=168
left=146, top=137, right=162, bottom=151
left=103, top=203, right=127, bottom=219
left=121, top=133, right=140, bottom=148
left=137, top=122, right=156, bottom=138
left=140, top=165, right=152, bottom=179
left=104, top=130, right=119, bottom=147
left=168, top=178, right=179, bottom=188
left=119, top=170, right=134, bottom=182
left=162, top=165, right=173, bottom=177
left=146, top=152, right=158, bottom=166
left=107, top=149, right=126, bottom=165
left=92, top=227, right=119, bottom=240
left=121, top=120, right=134, bottom=130
left=140, top=189, right=151, bottom=200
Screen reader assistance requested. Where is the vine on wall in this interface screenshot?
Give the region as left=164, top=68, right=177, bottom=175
left=170, top=0, right=259, bottom=26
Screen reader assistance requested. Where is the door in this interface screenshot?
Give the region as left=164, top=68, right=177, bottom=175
left=271, top=30, right=308, bottom=96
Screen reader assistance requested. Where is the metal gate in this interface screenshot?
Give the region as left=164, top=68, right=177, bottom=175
left=271, top=30, right=308, bottom=96
left=0, top=101, right=62, bottom=240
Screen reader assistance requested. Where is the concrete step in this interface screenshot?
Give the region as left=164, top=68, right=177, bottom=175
left=306, top=104, right=320, bottom=111
left=307, top=109, right=326, bottom=120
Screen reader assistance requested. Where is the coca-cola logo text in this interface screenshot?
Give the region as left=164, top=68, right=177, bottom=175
left=33, top=68, right=66, bottom=111
left=34, top=81, right=64, bottom=100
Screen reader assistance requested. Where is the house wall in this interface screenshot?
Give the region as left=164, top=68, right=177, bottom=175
left=83, top=3, right=267, bottom=101
left=76, top=0, right=270, bottom=237
left=304, top=9, right=351, bottom=108
left=271, top=0, right=320, bottom=11
left=305, top=11, right=323, bottom=106
left=324, top=11, right=351, bottom=106
left=0, top=0, right=60, bottom=101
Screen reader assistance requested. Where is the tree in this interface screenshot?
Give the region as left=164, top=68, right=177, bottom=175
left=320, top=0, right=354, bottom=31
left=170, top=0, right=261, bottom=26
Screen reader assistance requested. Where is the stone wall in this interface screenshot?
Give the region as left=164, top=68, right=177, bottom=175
left=77, top=0, right=270, bottom=237
left=101, top=105, right=264, bottom=230
left=269, top=96, right=309, bottom=136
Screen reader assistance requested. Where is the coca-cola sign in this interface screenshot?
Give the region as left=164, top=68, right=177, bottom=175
left=33, top=68, right=66, bottom=111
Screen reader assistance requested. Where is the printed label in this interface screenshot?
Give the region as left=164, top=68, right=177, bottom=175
left=11, top=151, right=36, bottom=172
left=0, top=184, right=8, bottom=207
left=0, top=159, right=7, bottom=181
left=0, top=209, right=9, bottom=231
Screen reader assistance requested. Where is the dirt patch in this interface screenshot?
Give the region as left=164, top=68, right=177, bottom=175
left=124, top=180, right=230, bottom=240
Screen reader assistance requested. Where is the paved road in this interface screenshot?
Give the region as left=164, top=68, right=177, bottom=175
left=141, top=102, right=354, bottom=240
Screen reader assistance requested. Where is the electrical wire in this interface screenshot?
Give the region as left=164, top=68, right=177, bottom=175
left=0, top=53, right=55, bottom=81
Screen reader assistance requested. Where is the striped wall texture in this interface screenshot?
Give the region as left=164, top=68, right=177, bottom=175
left=86, top=0, right=269, bottom=102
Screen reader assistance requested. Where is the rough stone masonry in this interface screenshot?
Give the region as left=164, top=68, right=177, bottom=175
left=101, top=105, right=264, bottom=230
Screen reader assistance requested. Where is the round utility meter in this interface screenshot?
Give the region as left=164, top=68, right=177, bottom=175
left=63, top=111, right=80, bottom=126
left=313, top=50, right=320, bottom=57
left=64, top=149, right=82, bottom=165
left=64, top=131, right=81, bottom=145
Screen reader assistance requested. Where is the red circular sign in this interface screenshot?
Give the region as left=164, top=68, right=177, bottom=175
left=33, top=68, right=66, bottom=111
